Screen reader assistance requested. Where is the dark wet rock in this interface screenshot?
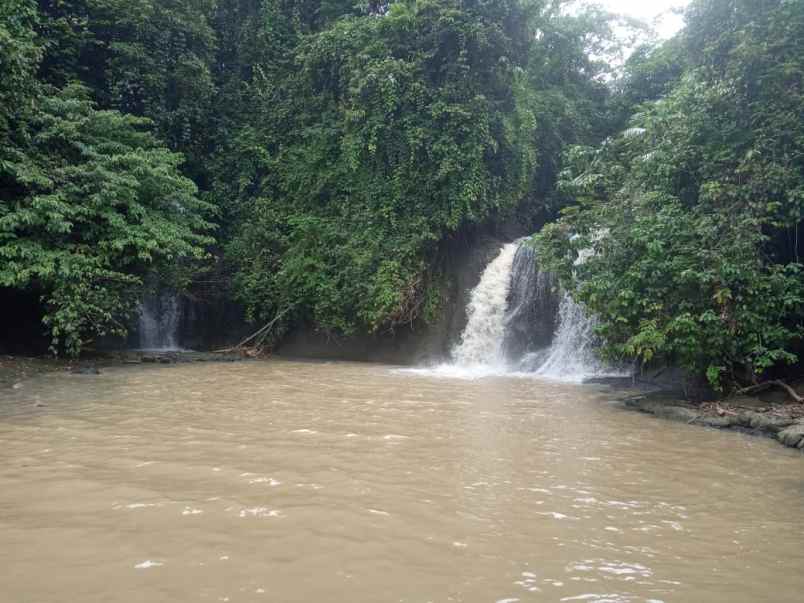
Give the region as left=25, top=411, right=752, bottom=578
left=728, top=396, right=768, bottom=410
left=115, top=350, right=246, bottom=366
left=624, top=398, right=698, bottom=423
left=695, top=415, right=738, bottom=429
left=502, top=244, right=560, bottom=360
left=71, top=366, right=101, bottom=375
left=777, top=422, right=804, bottom=449
left=590, top=366, right=719, bottom=402
left=622, top=393, right=804, bottom=451
left=585, top=376, right=637, bottom=388
left=743, top=412, right=797, bottom=433
left=651, top=404, right=699, bottom=423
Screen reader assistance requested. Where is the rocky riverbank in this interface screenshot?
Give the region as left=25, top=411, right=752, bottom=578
left=0, top=356, right=65, bottom=390
left=621, top=391, right=804, bottom=451
left=0, top=351, right=248, bottom=390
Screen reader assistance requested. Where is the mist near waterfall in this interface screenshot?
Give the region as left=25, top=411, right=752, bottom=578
left=404, top=240, right=624, bottom=382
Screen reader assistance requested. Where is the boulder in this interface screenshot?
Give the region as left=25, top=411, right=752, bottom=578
left=777, top=422, right=804, bottom=449
left=696, top=415, right=738, bottom=428
left=625, top=398, right=699, bottom=423
left=742, top=412, right=797, bottom=434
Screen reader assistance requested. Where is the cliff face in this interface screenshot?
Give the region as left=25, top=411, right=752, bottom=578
left=276, top=232, right=511, bottom=365
left=0, top=287, right=50, bottom=355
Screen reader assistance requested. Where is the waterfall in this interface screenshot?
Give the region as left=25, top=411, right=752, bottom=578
left=451, top=241, right=520, bottom=369
left=522, top=292, right=607, bottom=380
left=505, top=242, right=608, bottom=380
left=138, top=291, right=182, bottom=351
left=502, top=244, right=560, bottom=361
left=409, top=239, right=621, bottom=381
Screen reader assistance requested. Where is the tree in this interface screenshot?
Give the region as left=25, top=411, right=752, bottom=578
left=0, top=85, right=214, bottom=355
left=36, top=0, right=219, bottom=181
left=537, top=0, right=804, bottom=390
left=223, top=0, right=540, bottom=334
left=522, top=2, right=617, bottom=210
left=0, top=0, right=41, bottom=140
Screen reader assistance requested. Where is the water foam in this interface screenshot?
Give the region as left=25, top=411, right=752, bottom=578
left=527, top=293, right=609, bottom=382
left=451, top=242, right=520, bottom=369
left=137, top=291, right=183, bottom=351
left=402, top=240, right=624, bottom=382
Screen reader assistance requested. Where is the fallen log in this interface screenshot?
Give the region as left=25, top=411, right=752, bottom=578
left=212, top=307, right=291, bottom=355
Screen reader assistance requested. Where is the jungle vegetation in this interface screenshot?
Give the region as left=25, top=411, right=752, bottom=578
left=537, top=0, right=804, bottom=390
left=1, top=0, right=802, bottom=390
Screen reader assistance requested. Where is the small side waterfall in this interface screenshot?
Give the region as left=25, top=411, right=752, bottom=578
left=138, top=291, right=182, bottom=351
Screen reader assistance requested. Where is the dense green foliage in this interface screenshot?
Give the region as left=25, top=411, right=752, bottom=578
left=2, top=0, right=613, bottom=353
left=36, top=0, right=218, bottom=179
left=0, top=0, right=40, bottom=139
left=1, top=1, right=213, bottom=354
left=226, top=1, right=538, bottom=332
left=5, top=0, right=802, bottom=389
left=538, top=0, right=804, bottom=389
left=0, top=84, right=214, bottom=354
left=213, top=0, right=612, bottom=334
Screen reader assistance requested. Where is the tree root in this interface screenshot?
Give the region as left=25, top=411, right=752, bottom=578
left=737, top=380, right=803, bottom=404
left=212, top=307, right=291, bottom=356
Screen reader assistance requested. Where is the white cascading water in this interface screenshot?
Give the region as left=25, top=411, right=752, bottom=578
left=528, top=292, right=606, bottom=381
left=413, top=239, right=619, bottom=382
left=451, top=241, right=520, bottom=369
left=138, top=292, right=182, bottom=351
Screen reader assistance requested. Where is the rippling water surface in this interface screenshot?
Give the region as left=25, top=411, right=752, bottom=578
left=1, top=360, right=802, bottom=602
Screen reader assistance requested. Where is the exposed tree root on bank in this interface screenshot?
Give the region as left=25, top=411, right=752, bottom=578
left=737, top=380, right=803, bottom=404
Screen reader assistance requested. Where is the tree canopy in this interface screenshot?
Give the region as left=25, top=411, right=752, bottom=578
left=1, top=1, right=213, bottom=354
left=537, top=0, right=804, bottom=389
left=3, top=0, right=802, bottom=391
left=225, top=0, right=540, bottom=332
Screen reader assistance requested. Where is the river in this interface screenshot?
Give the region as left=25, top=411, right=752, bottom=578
left=0, top=360, right=802, bottom=602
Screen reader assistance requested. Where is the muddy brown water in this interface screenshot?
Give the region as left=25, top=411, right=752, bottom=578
left=1, top=360, right=802, bottom=602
